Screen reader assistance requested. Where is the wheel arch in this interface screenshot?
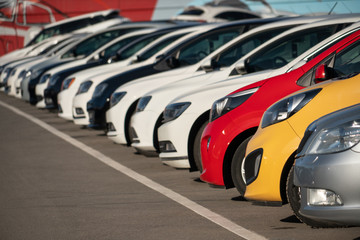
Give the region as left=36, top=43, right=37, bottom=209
left=280, top=150, right=297, bottom=204
left=187, top=110, right=210, bottom=172
left=124, top=99, right=139, bottom=146
left=222, top=127, right=258, bottom=188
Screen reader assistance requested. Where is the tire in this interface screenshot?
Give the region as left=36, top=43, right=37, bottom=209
left=287, top=165, right=343, bottom=228
left=231, top=136, right=252, bottom=196
left=193, top=120, right=209, bottom=172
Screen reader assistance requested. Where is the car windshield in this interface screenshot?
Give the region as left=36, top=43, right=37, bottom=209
left=215, top=25, right=295, bottom=68
left=246, top=24, right=340, bottom=73
left=177, top=28, right=243, bottom=66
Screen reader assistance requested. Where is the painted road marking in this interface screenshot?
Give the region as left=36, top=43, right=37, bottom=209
left=0, top=100, right=267, bottom=240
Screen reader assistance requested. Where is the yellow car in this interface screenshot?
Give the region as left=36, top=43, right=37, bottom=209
left=242, top=72, right=360, bottom=204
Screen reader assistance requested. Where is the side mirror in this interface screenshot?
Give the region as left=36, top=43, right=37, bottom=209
left=166, top=56, right=180, bottom=69
left=314, top=64, right=335, bottom=83
left=231, top=59, right=247, bottom=76
left=107, top=55, right=117, bottom=64
left=200, top=58, right=213, bottom=72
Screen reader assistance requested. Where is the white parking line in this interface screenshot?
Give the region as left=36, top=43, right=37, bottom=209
left=0, top=100, right=267, bottom=240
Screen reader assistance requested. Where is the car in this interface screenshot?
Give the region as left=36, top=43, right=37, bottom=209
left=199, top=21, right=360, bottom=194
left=242, top=69, right=360, bottom=206
left=39, top=28, right=164, bottom=109
left=86, top=17, right=278, bottom=129
left=130, top=15, right=359, bottom=158
left=106, top=16, right=319, bottom=146
left=71, top=24, right=209, bottom=126
left=20, top=22, right=173, bottom=105
left=291, top=103, right=360, bottom=228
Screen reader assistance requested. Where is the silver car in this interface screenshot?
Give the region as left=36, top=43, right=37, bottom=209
left=290, top=103, right=360, bottom=228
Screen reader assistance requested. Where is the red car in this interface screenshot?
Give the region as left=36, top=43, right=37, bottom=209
left=200, top=26, right=360, bottom=195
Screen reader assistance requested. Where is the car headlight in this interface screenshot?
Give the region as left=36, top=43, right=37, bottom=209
left=61, top=77, right=75, bottom=90
left=10, top=68, right=17, bottom=76
left=305, top=119, right=360, bottom=155
left=110, top=91, right=126, bottom=108
left=31, top=69, right=41, bottom=79
left=163, top=102, right=191, bottom=123
left=39, top=73, right=51, bottom=84
left=210, top=88, right=258, bottom=122
left=25, top=70, right=32, bottom=79
left=136, top=96, right=151, bottom=112
left=76, top=80, right=93, bottom=95
left=92, top=83, right=108, bottom=98
left=48, top=74, right=60, bottom=87
left=18, top=70, right=26, bottom=80
left=261, top=88, right=321, bottom=128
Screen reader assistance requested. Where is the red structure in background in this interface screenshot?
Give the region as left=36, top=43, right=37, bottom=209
left=0, top=0, right=159, bottom=56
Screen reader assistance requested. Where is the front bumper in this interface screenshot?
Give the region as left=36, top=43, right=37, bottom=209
left=57, top=89, right=75, bottom=120
left=130, top=110, right=160, bottom=153
left=295, top=150, right=360, bottom=226
left=158, top=113, right=195, bottom=169
left=244, top=121, right=301, bottom=203
left=73, top=92, right=92, bottom=126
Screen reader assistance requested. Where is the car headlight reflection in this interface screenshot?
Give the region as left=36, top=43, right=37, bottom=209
left=110, top=91, right=126, bottom=108
left=261, top=88, right=321, bottom=128
left=306, top=119, right=360, bottom=155
left=210, top=88, right=258, bottom=122
left=76, top=80, right=93, bottom=95
left=163, top=102, right=191, bottom=123
left=136, top=96, right=151, bottom=112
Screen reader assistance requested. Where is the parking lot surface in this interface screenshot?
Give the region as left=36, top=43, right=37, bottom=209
left=0, top=92, right=359, bottom=240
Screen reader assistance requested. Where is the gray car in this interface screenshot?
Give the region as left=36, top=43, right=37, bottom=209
left=291, top=103, right=360, bottom=228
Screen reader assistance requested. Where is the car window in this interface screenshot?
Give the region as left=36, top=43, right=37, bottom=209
left=297, top=40, right=360, bottom=87
left=333, top=41, right=360, bottom=76
left=117, top=33, right=165, bottom=61
left=246, top=24, right=340, bottom=73
left=177, top=28, right=242, bottom=66
left=137, top=33, right=187, bottom=61
left=61, top=29, right=140, bottom=59
left=215, top=26, right=295, bottom=68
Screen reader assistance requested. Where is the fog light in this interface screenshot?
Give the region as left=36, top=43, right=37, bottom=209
left=308, top=188, right=343, bottom=206
left=159, top=141, right=176, bottom=152
left=75, top=108, right=84, bottom=115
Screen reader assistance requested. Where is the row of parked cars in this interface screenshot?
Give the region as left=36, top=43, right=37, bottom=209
left=1, top=12, right=360, bottom=228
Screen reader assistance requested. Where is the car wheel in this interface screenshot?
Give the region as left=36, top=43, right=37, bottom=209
left=231, top=136, right=252, bottom=196
left=193, top=120, right=208, bottom=172
left=286, top=165, right=343, bottom=228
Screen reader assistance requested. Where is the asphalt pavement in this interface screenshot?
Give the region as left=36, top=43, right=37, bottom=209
left=0, top=92, right=359, bottom=240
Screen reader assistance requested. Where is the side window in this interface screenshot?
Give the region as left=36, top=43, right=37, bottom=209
left=177, top=29, right=242, bottom=66
left=102, top=35, right=140, bottom=59
left=333, top=42, right=360, bottom=76
left=246, top=25, right=338, bottom=73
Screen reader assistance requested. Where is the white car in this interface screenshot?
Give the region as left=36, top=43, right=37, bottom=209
left=105, top=15, right=328, bottom=146
left=34, top=28, right=157, bottom=109
left=57, top=26, right=188, bottom=120
left=71, top=25, right=208, bottom=126
left=130, top=14, right=360, bottom=159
